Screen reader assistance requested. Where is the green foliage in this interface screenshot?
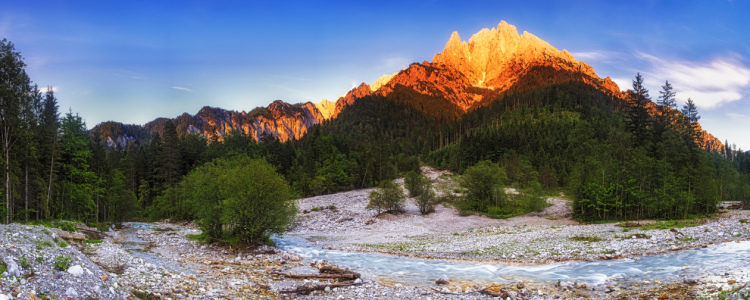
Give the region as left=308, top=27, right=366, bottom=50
left=84, top=239, right=103, bottom=244
left=53, top=255, right=72, bottom=271
left=36, top=240, right=53, bottom=249
left=58, top=240, right=68, bottom=248
left=171, top=154, right=296, bottom=245
left=569, top=235, right=604, bottom=242
left=460, top=161, right=507, bottom=213
left=19, top=255, right=31, bottom=269
left=0, top=262, right=5, bottom=274
left=367, top=180, right=407, bottom=214
left=638, top=219, right=706, bottom=230
left=327, top=205, right=336, bottom=210
left=405, top=173, right=436, bottom=214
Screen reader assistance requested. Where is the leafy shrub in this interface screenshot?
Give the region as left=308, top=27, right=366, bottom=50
left=179, top=155, right=297, bottom=245
left=367, top=180, right=406, bottom=214
left=58, top=241, right=68, bottom=248
left=19, top=255, right=31, bottom=269
left=54, top=255, right=73, bottom=271
left=405, top=172, right=436, bottom=214
left=310, top=206, right=320, bottom=212
left=327, top=205, right=336, bottom=210
left=36, top=240, right=53, bottom=249
left=460, top=161, right=507, bottom=213
left=414, top=184, right=436, bottom=215
left=0, top=262, right=6, bottom=274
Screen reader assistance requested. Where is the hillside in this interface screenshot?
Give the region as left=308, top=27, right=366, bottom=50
left=95, top=21, right=724, bottom=154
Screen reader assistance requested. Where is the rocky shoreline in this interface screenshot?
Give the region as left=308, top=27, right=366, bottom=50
left=1, top=217, right=749, bottom=299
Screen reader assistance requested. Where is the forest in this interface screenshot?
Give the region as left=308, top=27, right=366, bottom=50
left=2, top=38, right=750, bottom=229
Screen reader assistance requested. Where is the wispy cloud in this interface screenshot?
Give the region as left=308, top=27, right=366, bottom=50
left=726, top=112, right=745, bottom=119
left=571, top=52, right=609, bottom=61
left=172, top=86, right=194, bottom=93
left=379, top=56, right=412, bottom=71
left=637, top=52, right=750, bottom=109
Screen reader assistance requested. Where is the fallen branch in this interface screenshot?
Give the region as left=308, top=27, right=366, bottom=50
left=271, top=271, right=359, bottom=279
left=318, top=265, right=361, bottom=278
left=430, top=287, right=514, bottom=299
left=278, top=280, right=363, bottom=294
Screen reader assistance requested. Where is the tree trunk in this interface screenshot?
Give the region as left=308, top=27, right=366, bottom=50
left=46, top=144, right=55, bottom=219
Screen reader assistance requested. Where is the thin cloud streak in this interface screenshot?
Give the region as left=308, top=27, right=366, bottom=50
left=636, top=52, right=750, bottom=109
left=172, top=86, right=194, bottom=93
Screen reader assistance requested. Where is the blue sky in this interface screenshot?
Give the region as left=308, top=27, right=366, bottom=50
left=2, top=0, right=749, bottom=148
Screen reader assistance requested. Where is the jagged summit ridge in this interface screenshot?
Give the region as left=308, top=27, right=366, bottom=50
left=432, top=21, right=601, bottom=89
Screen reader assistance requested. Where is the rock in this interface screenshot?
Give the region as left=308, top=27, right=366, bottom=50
left=67, top=265, right=84, bottom=276
left=66, top=287, right=79, bottom=297
left=0, top=294, right=8, bottom=300
left=324, top=286, right=331, bottom=293
left=354, top=278, right=362, bottom=284
left=2, top=257, right=21, bottom=278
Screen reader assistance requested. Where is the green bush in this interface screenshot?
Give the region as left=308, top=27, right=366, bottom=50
left=405, top=172, right=436, bottom=214
left=54, top=255, right=73, bottom=271
left=327, top=205, right=336, bottom=210
left=178, top=155, right=297, bottom=245
left=19, top=255, right=31, bottom=269
left=460, top=161, right=507, bottom=213
left=415, top=184, right=436, bottom=215
left=58, top=241, right=68, bottom=248
left=36, top=240, right=53, bottom=249
left=367, top=180, right=407, bottom=214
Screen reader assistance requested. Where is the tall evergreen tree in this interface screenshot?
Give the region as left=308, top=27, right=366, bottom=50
left=626, top=73, right=653, bottom=146
left=159, top=120, right=182, bottom=188
left=0, top=39, right=32, bottom=223
left=657, top=80, right=676, bottom=123
left=39, top=88, right=60, bottom=219
left=681, top=98, right=701, bottom=147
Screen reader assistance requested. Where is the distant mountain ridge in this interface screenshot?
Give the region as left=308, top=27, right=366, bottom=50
left=93, top=21, right=725, bottom=153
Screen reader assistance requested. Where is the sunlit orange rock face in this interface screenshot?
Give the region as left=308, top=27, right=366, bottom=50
left=330, top=20, right=624, bottom=118
left=180, top=100, right=329, bottom=142
left=143, top=20, right=724, bottom=152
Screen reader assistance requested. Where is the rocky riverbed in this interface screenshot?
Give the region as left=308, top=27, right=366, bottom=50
left=1, top=218, right=749, bottom=299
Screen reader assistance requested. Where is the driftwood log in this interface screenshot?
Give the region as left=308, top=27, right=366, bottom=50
left=271, top=271, right=360, bottom=280
left=278, top=280, right=363, bottom=294
left=431, top=287, right=515, bottom=298
left=77, top=226, right=103, bottom=240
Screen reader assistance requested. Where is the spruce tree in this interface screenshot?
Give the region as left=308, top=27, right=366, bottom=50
left=626, top=73, right=653, bottom=146
left=657, top=80, right=676, bottom=123
left=159, top=120, right=182, bottom=188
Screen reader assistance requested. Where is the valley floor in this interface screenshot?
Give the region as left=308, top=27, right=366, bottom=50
left=2, top=169, right=749, bottom=299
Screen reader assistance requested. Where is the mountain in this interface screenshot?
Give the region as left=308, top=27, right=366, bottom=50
left=94, top=20, right=724, bottom=153
left=92, top=99, right=333, bottom=144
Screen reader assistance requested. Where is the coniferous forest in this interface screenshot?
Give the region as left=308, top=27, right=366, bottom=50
left=2, top=37, right=750, bottom=231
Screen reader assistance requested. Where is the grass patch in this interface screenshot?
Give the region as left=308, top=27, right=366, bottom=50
left=679, top=236, right=695, bottom=242
left=58, top=240, right=68, bottom=248
left=639, top=219, right=706, bottom=230
left=569, top=235, right=604, bottom=242
left=616, top=233, right=651, bottom=239
left=740, top=219, right=748, bottom=224
left=36, top=240, right=53, bottom=249
left=53, top=255, right=72, bottom=271
left=84, top=239, right=104, bottom=244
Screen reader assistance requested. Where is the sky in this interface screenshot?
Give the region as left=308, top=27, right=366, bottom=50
left=2, top=0, right=749, bottom=149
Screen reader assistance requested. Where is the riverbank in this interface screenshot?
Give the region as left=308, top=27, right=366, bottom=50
left=2, top=219, right=749, bottom=299
left=290, top=167, right=750, bottom=265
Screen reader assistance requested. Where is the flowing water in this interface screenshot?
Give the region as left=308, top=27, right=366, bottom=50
left=118, top=223, right=750, bottom=286
left=275, top=236, right=750, bottom=286
left=117, top=222, right=202, bottom=274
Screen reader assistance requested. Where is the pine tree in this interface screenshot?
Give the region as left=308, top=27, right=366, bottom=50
left=0, top=39, right=32, bottom=223
left=39, top=88, right=60, bottom=219
left=657, top=80, right=676, bottom=123
left=626, top=73, right=653, bottom=146
left=159, top=120, right=182, bottom=188
left=681, top=98, right=701, bottom=147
